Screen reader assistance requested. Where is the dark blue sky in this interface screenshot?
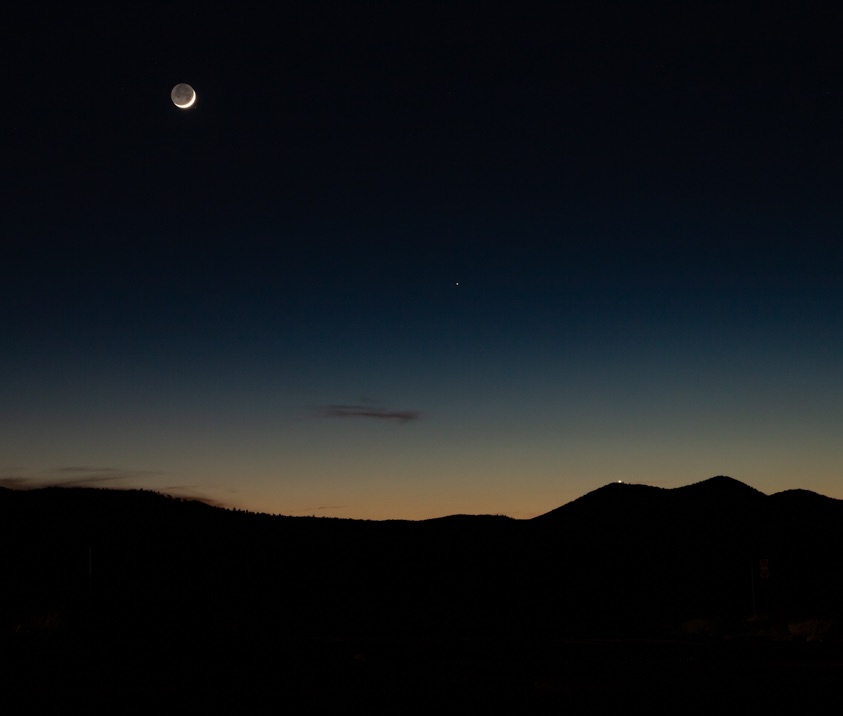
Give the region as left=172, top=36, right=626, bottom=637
left=4, top=3, right=843, bottom=516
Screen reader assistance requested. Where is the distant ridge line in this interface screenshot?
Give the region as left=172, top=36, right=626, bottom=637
left=0, top=475, right=838, bottom=521
left=530, top=475, right=825, bottom=522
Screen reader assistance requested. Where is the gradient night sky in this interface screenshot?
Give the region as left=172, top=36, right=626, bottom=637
left=4, top=4, right=843, bottom=518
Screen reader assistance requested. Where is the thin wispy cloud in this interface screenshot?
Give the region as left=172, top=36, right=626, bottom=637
left=0, top=467, right=228, bottom=508
left=0, top=466, right=163, bottom=490
left=322, top=404, right=421, bottom=424
left=52, top=466, right=163, bottom=487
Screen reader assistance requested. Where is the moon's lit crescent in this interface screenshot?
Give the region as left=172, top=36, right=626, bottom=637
left=171, top=83, right=196, bottom=109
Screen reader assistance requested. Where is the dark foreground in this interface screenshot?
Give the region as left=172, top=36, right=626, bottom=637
left=5, top=624, right=842, bottom=712
left=4, top=482, right=842, bottom=710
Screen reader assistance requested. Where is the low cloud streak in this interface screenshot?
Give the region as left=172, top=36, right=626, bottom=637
left=0, top=468, right=226, bottom=508
left=322, top=404, right=421, bottom=424
left=0, top=466, right=162, bottom=490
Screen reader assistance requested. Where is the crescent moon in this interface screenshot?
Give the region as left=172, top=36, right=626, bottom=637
left=171, top=83, right=196, bottom=109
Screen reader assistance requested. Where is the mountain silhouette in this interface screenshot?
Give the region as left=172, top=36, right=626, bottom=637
left=3, top=477, right=842, bottom=709
left=533, top=475, right=766, bottom=523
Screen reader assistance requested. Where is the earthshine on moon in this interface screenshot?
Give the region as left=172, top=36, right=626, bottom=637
left=171, top=83, right=196, bottom=109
